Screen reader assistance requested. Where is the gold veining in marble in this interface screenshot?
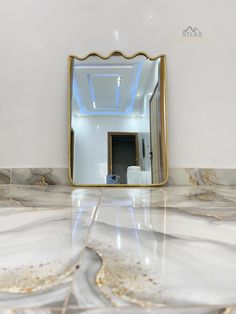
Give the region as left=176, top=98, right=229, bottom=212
left=90, top=245, right=161, bottom=308
left=89, top=228, right=170, bottom=307
left=38, top=176, right=48, bottom=186
left=186, top=169, right=217, bottom=186
left=0, top=262, right=75, bottom=293
left=221, top=308, right=235, bottom=314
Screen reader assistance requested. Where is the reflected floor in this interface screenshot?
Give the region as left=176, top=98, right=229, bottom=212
left=0, top=185, right=235, bottom=313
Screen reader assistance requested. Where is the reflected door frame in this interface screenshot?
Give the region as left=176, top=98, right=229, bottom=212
left=108, top=132, right=140, bottom=175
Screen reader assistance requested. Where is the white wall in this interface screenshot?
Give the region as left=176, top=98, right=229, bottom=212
left=139, top=95, right=152, bottom=172
left=0, top=0, right=236, bottom=168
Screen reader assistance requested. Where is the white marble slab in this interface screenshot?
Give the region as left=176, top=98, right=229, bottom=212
left=87, top=187, right=236, bottom=308
left=0, top=185, right=235, bottom=314
left=0, top=185, right=99, bottom=309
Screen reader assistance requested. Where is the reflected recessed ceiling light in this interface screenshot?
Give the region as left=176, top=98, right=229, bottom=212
left=137, top=92, right=142, bottom=97
left=93, top=101, right=96, bottom=109
left=117, top=76, right=121, bottom=86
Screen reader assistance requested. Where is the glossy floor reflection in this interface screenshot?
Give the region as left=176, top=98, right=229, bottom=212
left=0, top=185, right=235, bottom=313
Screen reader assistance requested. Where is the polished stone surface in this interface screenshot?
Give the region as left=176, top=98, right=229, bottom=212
left=0, top=169, right=10, bottom=184
left=168, top=168, right=236, bottom=186
left=0, top=185, right=235, bottom=313
left=11, top=168, right=71, bottom=185
left=0, top=168, right=71, bottom=185
left=1, top=168, right=236, bottom=186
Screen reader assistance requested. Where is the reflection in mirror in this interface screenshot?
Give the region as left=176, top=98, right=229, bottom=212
left=69, top=52, right=167, bottom=186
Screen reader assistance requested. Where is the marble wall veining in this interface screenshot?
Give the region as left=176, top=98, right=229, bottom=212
left=0, top=168, right=236, bottom=186
left=168, top=168, right=236, bottom=186
left=0, top=168, right=70, bottom=186
left=0, top=169, right=11, bottom=184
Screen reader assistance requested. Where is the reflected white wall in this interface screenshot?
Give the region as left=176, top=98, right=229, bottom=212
left=138, top=95, right=151, bottom=172
left=73, top=115, right=147, bottom=184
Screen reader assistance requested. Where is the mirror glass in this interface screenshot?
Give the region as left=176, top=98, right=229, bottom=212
left=69, top=52, right=167, bottom=186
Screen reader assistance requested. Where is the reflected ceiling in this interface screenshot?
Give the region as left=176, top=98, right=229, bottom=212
left=72, top=56, right=158, bottom=116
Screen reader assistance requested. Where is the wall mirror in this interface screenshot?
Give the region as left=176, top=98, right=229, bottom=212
left=68, top=51, right=168, bottom=186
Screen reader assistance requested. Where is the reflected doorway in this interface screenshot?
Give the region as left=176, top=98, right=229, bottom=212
left=108, top=132, right=139, bottom=184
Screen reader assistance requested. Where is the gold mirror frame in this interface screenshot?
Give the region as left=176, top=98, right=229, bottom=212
left=68, top=51, right=168, bottom=187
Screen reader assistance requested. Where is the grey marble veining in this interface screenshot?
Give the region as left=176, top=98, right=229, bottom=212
left=168, top=168, right=236, bottom=186
left=67, top=248, right=111, bottom=309
left=0, top=169, right=11, bottom=184
left=1, top=168, right=236, bottom=186
left=11, top=168, right=71, bottom=185
left=0, top=168, right=71, bottom=185
left=0, top=185, right=235, bottom=313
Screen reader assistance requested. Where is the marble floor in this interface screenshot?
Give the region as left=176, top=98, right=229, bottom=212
left=0, top=184, right=236, bottom=313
